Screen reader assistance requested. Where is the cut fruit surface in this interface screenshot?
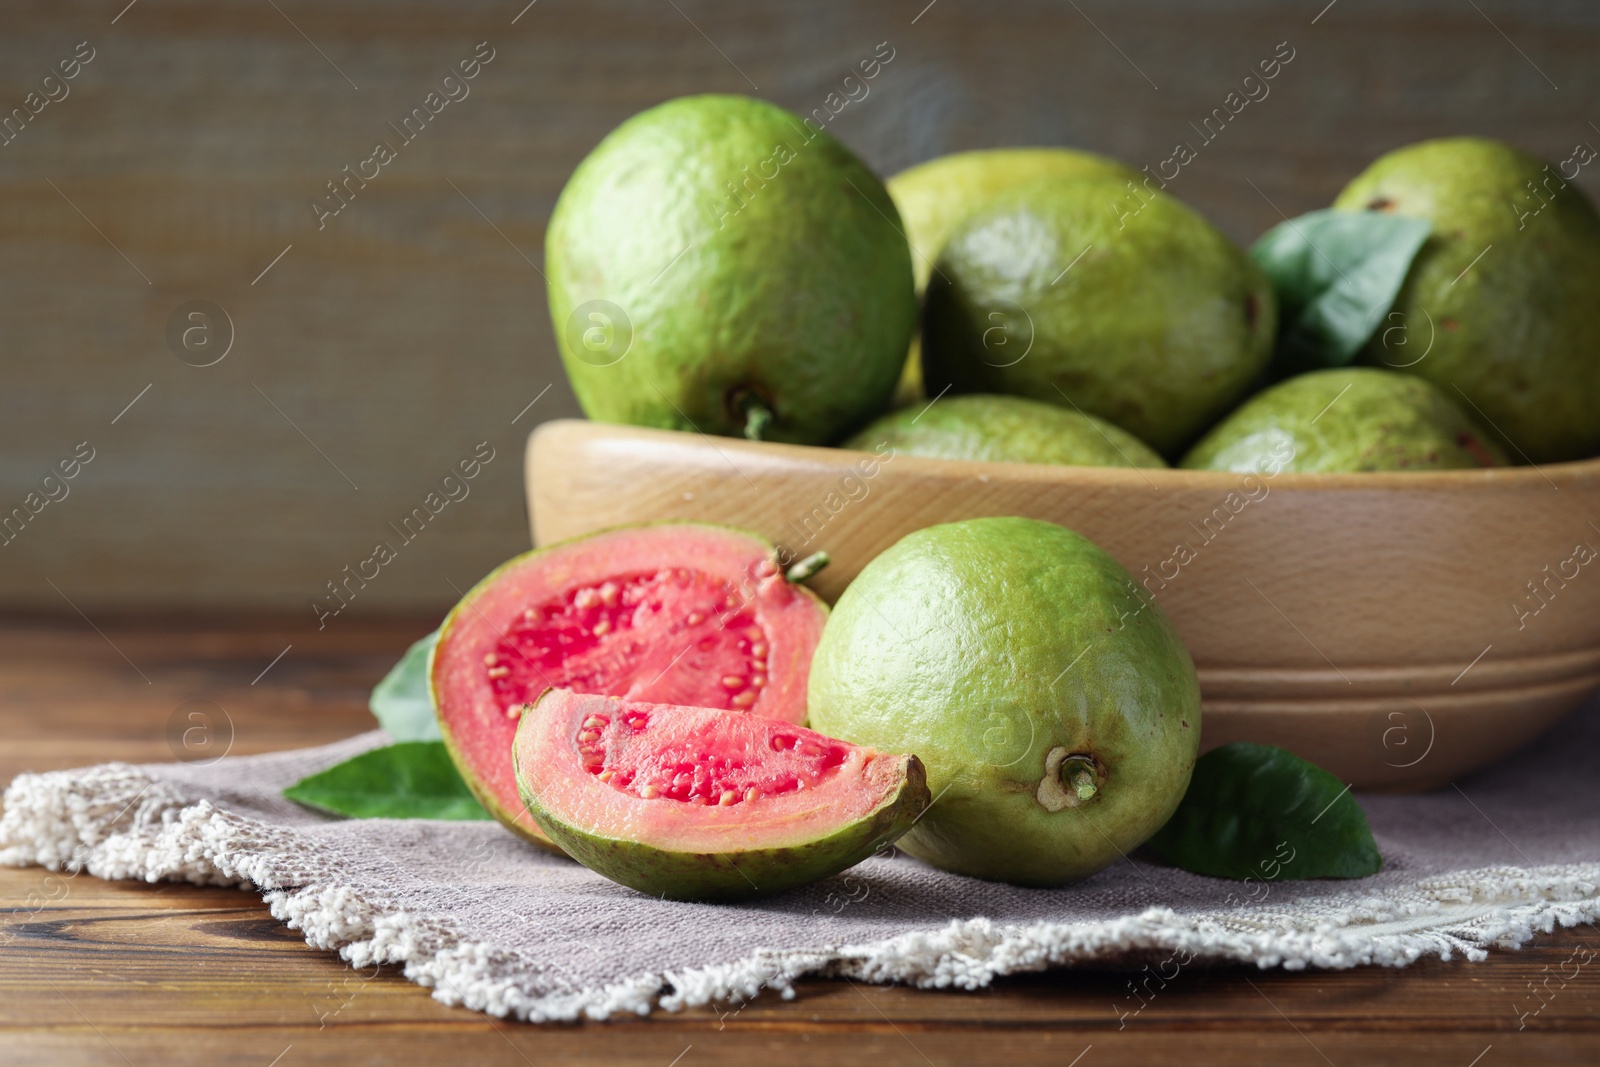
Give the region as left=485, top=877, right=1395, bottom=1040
left=514, top=689, right=930, bottom=901
left=431, top=523, right=828, bottom=848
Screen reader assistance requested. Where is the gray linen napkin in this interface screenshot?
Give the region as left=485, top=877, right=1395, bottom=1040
left=4, top=696, right=1600, bottom=1022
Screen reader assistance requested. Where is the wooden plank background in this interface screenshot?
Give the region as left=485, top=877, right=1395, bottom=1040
left=3, top=0, right=1599, bottom=614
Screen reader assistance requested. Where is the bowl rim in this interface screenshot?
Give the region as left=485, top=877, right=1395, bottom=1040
left=536, top=419, right=1600, bottom=492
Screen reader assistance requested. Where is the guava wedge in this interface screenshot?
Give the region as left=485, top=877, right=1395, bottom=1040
left=431, top=523, right=828, bottom=850
left=513, top=689, right=930, bottom=901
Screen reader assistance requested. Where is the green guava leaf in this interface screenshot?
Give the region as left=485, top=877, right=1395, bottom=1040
left=284, top=741, right=489, bottom=820
left=370, top=630, right=441, bottom=741
left=1144, top=742, right=1381, bottom=881
left=1249, top=209, right=1431, bottom=371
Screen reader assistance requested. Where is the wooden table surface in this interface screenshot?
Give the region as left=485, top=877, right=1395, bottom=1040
left=3, top=615, right=1598, bottom=1066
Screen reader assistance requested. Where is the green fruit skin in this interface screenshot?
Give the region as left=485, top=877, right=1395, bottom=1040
left=1334, top=137, right=1600, bottom=463
left=806, top=517, right=1200, bottom=887
left=887, top=149, right=1139, bottom=405
left=888, top=148, right=1141, bottom=295
left=513, top=710, right=932, bottom=903
left=1181, top=367, right=1508, bottom=473
left=844, top=393, right=1165, bottom=468
left=921, top=175, right=1277, bottom=456
left=547, top=94, right=916, bottom=445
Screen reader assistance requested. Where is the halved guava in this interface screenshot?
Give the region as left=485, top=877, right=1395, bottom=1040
left=431, top=522, right=828, bottom=849
left=513, top=689, right=929, bottom=901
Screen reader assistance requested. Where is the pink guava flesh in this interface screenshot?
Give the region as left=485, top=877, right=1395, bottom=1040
left=486, top=567, right=775, bottom=713
left=574, top=700, right=851, bottom=806
left=515, top=690, right=927, bottom=880
left=432, top=524, right=828, bottom=846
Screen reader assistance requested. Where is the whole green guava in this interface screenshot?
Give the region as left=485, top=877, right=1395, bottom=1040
left=888, top=148, right=1140, bottom=295
left=1181, top=367, right=1507, bottom=473
left=546, top=94, right=916, bottom=444
left=844, top=393, right=1164, bottom=468
left=806, top=517, right=1200, bottom=887
left=920, top=174, right=1277, bottom=455
left=886, top=149, right=1140, bottom=405
left=1334, top=137, right=1600, bottom=463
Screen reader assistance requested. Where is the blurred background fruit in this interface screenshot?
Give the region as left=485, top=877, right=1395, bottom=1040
left=845, top=393, right=1164, bottom=467
left=886, top=148, right=1138, bottom=403
left=888, top=148, right=1140, bottom=294
left=1334, top=137, right=1600, bottom=463
left=1181, top=366, right=1507, bottom=473
left=921, top=173, right=1277, bottom=455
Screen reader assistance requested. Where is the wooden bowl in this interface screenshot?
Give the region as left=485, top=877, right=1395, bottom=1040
left=526, top=418, right=1600, bottom=790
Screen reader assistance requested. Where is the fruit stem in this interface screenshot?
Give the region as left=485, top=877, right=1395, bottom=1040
left=785, top=551, right=831, bottom=583
left=1063, top=757, right=1098, bottom=801
left=742, top=399, right=774, bottom=441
